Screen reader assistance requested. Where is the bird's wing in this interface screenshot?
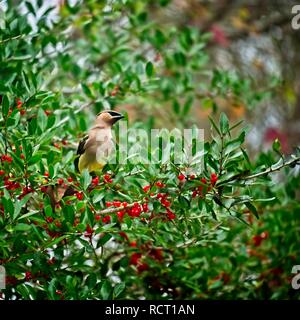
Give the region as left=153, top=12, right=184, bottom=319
left=74, top=135, right=89, bottom=172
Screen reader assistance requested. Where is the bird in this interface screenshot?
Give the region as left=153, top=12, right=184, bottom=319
left=74, top=110, right=124, bottom=174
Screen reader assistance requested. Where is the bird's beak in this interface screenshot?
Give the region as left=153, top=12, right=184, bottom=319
left=112, top=113, right=124, bottom=121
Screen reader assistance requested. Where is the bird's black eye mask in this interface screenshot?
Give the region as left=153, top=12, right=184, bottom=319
left=107, top=111, right=122, bottom=117
left=97, top=110, right=123, bottom=117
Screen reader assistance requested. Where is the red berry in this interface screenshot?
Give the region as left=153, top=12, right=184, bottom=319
left=161, top=199, right=171, bottom=207
left=25, top=271, right=32, bottom=281
left=76, top=192, right=84, bottom=200
left=0, top=170, right=5, bottom=175
left=47, top=257, right=56, bottom=265
left=55, top=220, right=62, bottom=228
left=122, top=202, right=128, bottom=208
left=44, top=172, right=49, bottom=177
left=16, top=98, right=22, bottom=106
left=53, top=142, right=60, bottom=149
left=1, top=155, right=13, bottom=163
left=155, top=181, right=164, bottom=188
left=67, top=177, right=73, bottom=183
left=210, top=173, right=218, bottom=186
left=106, top=201, right=112, bottom=207
left=119, top=231, right=128, bottom=240
left=137, top=262, right=149, bottom=273
left=143, top=185, right=151, bottom=192
left=130, top=207, right=141, bottom=217
left=142, top=203, right=149, bottom=212
left=252, top=235, right=263, bottom=247
left=129, top=252, right=142, bottom=265
left=41, top=186, right=48, bottom=193
left=46, top=217, right=54, bottom=223
left=130, top=241, right=137, bottom=247
left=104, top=174, right=110, bottom=181
left=201, top=177, right=207, bottom=184
left=178, top=174, right=185, bottom=181
left=102, top=215, right=111, bottom=223
left=149, top=248, right=164, bottom=261
left=44, top=110, right=51, bottom=116
left=192, top=191, right=198, bottom=198
left=55, top=290, right=63, bottom=295
left=167, top=211, right=176, bottom=220
left=85, top=224, right=93, bottom=235
left=57, top=178, right=64, bottom=185
left=20, top=110, right=26, bottom=116
left=113, top=200, right=121, bottom=207
left=20, top=153, right=25, bottom=159
left=117, top=211, right=126, bottom=220
left=189, top=174, right=195, bottom=180
left=95, top=215, right=101, bottom=221
left=92, top=176, right=99, bottom=185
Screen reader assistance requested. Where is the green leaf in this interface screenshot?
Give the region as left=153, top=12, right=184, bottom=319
left=37, top=108, right=47, bottom=131
left=178, top=195, right=190, bottom=209
left=172, top=99, right=180, bottom=114
left=48, top=279, right=57, bottom=299
left=245, top=202, right=259, bottom=219
left=43, top=235, right=70, bottom=249
left=81, top=83, right=93, bottom=98
left=14, top=193, right=32, bottom=220
left=2, top=197, right=14, bottom=219
left=113, top=282, right=125, bottom=298
left=25, top=1, right=36, bottom=15
left=101, top=280, right=112, bottom=300
left=82, top=169, right=92, bottom=190
left=14, top=223, right=32, bottom=231
left=272, top=138, right=281, bottom=153
left=145, top=61, right=154, bottom=77
left=2, top=95, right=10, bottom=117
left=182, top=97, right=193, bottom=116
left=219, top=112, right=229, bottom=135
left=86, top=274, right=97, bottom=289
left=28, top=154, right=42, bottom=166
left=22, top=71, right=31, bottom=93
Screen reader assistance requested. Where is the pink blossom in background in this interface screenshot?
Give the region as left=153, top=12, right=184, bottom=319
left=210, top=24, right=229, bottom=47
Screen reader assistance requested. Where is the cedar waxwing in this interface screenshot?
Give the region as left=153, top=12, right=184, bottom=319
left=74, top=110, right=124, bottom=173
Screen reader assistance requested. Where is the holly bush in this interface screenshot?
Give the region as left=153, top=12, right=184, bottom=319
left=1, top=0, right=300, bottom=300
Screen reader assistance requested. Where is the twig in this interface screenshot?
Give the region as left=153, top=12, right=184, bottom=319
left=219, top=156, right=300, bottom=185
left=242, top=156, right=300, bottom=180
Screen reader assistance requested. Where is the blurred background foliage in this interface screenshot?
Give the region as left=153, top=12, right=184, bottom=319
left=0, top=0, right=300, bottom=300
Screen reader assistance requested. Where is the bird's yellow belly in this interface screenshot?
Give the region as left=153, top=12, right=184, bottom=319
left=78, top=153, right=105, bottom=173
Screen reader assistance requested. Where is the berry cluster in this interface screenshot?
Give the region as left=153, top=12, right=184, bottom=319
left=252, top=231, right=269, bottom=247
left=16, top=98, right=26, bottom=115
left=192, top=173, right=218, bottom=198
left=1, top=154, right=13, bottom=163
left=129, top=244, right=164, bottom=273
left=3, top=176, right=20, bottom=191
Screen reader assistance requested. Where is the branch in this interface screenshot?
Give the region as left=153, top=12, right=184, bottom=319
left=243, top=156, right=300, bottom=181
left=219, top=155, right=300, bottom=185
